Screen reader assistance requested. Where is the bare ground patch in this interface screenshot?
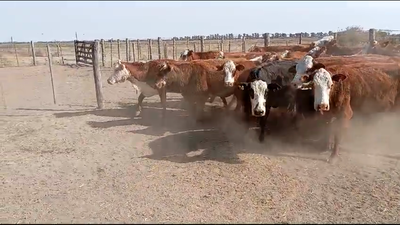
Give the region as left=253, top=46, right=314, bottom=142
left=0, top=65, right=399, bottom=223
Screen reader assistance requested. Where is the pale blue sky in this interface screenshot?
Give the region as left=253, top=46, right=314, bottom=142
left=1, top=1, right=400, bottom=42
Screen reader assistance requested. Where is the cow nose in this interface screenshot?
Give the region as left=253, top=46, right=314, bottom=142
left=225, top=82, right=234, bottom=87
left=254, top=109, right=265, bottom=116
left=317, top=104, right=329, bottom=111
left=107, top=79, right=114, bottom=85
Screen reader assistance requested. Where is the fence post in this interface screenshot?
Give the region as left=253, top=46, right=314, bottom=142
left=117, top=39, right=121, bottom=59
left=100, top=39, right=105, bottom=67
left=125, top=38, right=130, bottom=61
left=172, top=38, right=176, bottom=60
left=186, top=37, right=189, bottom=49
left=228, top=40, right=231, bottom=52
left=92, top=41, right=105, bottom=110
left=264, top=33, right=270, bottom=47
left=110, top=39, right=113, bottom=67
left=157, top=37, right=162, bottom=59
left=137, top=39, right=141, bottom=61
left=242, top=36, right=246, bottom=53
left=11, top=37, right=19, bottom=67
left=193, top=42, right=197, bottom=52
left=298, top=33, right=302, bottom=45
left=220, top=37, right=224, bottom=51
left=200, top=36, right=205, bottom=52
left=163, top=43, right=168, bottom=59
left=58, top=42, right=65, bottom=65
left=131, top=42, right=136, bottom=62
left=46, top=45, right=57, bottom=105
left=56, top=43, right=60, bottom=57
left=148, top=39, right=153, bottom=60
left=30, top=41, right=37, bottom=66
left=369, top=28, right=376, bottom=44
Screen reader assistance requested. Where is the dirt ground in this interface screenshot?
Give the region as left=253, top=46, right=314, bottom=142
left=1, top=64, right=399, bottom=223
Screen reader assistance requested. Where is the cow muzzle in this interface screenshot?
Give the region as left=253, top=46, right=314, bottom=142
left=253, top=109, right=265, bottom=117
left=317, top=104, right=329, bottom=112
left=224, top=81, right=234, bottom=87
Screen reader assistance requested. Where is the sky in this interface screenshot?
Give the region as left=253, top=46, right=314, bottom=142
left=1, top=1, right=400, bottom=42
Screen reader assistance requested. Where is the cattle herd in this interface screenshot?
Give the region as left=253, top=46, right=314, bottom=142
left=106, top=35, right=400, bottom=164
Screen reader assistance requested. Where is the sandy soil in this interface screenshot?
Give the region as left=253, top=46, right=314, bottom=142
left=1, top=64, right=399, bottom=223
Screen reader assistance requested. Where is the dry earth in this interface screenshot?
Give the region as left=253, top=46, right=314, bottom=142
left=1, top=64, right=400, bottom=223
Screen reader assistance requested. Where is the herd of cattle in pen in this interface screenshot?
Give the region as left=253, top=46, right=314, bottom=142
left=106, top=35, right=400, bottom=164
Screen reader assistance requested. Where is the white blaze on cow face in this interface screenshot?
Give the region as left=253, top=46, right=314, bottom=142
left=107, top=61, right=130, bottom=85
left=249, top=80, right=268, bottom=117
left=218, top=51, right=224, bottom=59
left=222, top=60, right=236, bottom=86
left=291, top=55, right=314, bottom=89
left=180, top=49, right=190, bottom=61
left=309, top=68, right=333, bottom=111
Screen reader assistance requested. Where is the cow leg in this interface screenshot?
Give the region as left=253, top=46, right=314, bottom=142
left=258, top=108, right=270, bottom=142
left=208, top=95, right=216, bottom=103
left=135, top=93, right=146, bottom=117
left=220, top=97, right=228, bottom=108
left=234, top=91, right=243, bottom=112
left=195, top=96, right=208, bottom=122
left=328, top=110, right=352, bottom=164
left=158, top=88, right=167, bottom=124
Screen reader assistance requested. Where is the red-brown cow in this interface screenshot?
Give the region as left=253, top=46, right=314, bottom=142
left=297, top=62, right=400, bottom=163
left=179, top=49, right=224, bottom=61
left=145, top=60, right=240, bottom=120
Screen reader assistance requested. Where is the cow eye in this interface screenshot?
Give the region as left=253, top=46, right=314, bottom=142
left=249, top=89, right=254, bottom=99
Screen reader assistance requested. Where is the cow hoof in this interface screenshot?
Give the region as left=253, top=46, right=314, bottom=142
left=258, top=134, right=265, bottom=143
left=327, top=155, right=338, bottom=164
left=134, top=110, right=142, bottom=117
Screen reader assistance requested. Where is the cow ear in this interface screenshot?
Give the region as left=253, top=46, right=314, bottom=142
left=268, top=83, right=281, bottom=92
left=332, top=73, right=347, bottom=82
left=238, top=82, right=248, bottom=91
left=188, top=50, right=194, bottom=55
left=215, top=65, right=224, bottom=71
left=159, top=62, right=171, bottom=72
left=236, top=64, right=245, bottom=71
left=288, top=65, right=297, bottom=73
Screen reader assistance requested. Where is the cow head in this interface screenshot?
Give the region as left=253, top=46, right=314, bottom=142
left=149, top=61, right=172, bottom=89
left=179, top=49, right=193, bottom=61
left=238, top=68, right=281, bottom=117
left=216, top=60, right=246, bottom=87
left=107, top=60, right=131, bottom=85
left=289, top=55, right=325, bottom=89
left=300, top=68, right=347, bottom=112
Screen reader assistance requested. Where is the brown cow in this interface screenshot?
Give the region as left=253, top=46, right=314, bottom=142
left=296, top=62, right=400, bottom=163
left=146, top=60, right=241, bottom=120
left=107, top=59, right=235, bottom=118
left=179, top=49, right=224, bottom=61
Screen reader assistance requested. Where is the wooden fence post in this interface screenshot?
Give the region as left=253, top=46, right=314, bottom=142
left=56, top=43, right=60, bottom=57
left=369, top=28, right=376, bottom=44
left=220, top=37, right=224, bottom=51
left=163, top=43, right=168, bottom=59
left=46, top=44, right=57, bottom=105
left=186, top=37, right=189, bottom=49
left=242, top=36, right=246, bottom=53
left=125, top=38, right=130, bottom=61
left=148, top=39, right=153, bottom=60
left=228, top=40, right=231, bottom=52
left=30, top=41, right=37, bottom=66
left=200, top=36, right=204, bottom=52
left=92, top=41, right=105, bottom=110
left=172, top=38, right=176, bottom=60
left=110, top=39, right=113, bottom=67
left=11, top=37, right=19, bottom=67
left=117, top=39, right=121, bottom=59
left=157, top=37, right=162, bottom=59
left=298, top=33, right=302, bottom=44
left=100, top=39, right=105, bottom=67
left=193, top=42, right=197, bottom=52
left=137, top=39, right=141, bottom=61
left=264, top=33, right=270, bottom=47
left=131, top=42, right=136, bottom=62
left=59, top=42, right=65, bottom=65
